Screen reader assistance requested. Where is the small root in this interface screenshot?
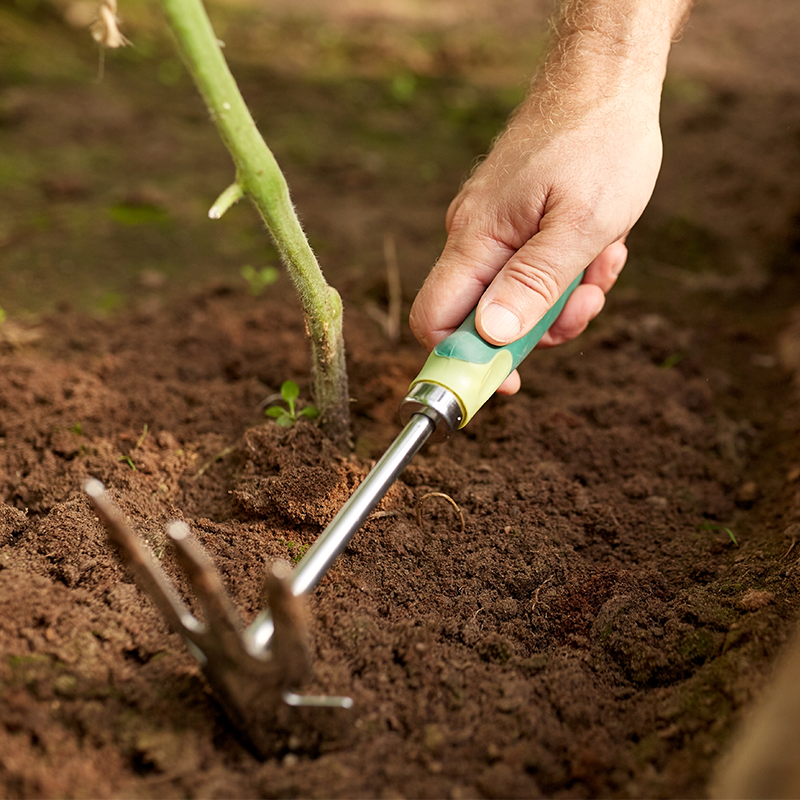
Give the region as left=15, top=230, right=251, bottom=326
left=194, top=443, right=238, bottom=479
left=415, top=492, right=465, bottom=534
left=530, top=577, right=554, bottom=613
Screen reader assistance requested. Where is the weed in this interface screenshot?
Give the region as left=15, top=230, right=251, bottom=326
left=118, top=455, right=136, bottom=471
left=277, top=537, right=310, bottom=564
left=69, top=422, right=83, bottom=435
left=240, top=264, right=279, bottom=296
left=660, top=352, right=686, bottom=369
left=698, top=521, right=738, bottom=546
left=266, top=380, right=319, bottom=428
left=134, top=423, right=149, bottom=449
left=290, top=542, right=309, bottom=563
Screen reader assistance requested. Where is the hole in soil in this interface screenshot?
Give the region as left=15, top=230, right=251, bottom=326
left=122, top=647, right=155, bottom=665
left=130, top=752, right=157, bottom=776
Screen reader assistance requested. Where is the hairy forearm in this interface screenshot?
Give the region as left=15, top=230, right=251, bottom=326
left=554, top=0, right=695, bottom=56
left=522, top=0, right=694, bottom=128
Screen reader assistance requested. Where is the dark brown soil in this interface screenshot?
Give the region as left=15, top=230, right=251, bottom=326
left=2, top=1, right=800, bottom=797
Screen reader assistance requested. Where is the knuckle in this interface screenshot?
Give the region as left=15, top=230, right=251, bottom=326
left=564, top=200, right=611, bottom=239
left=570, top=193, right=631, bottom=244
left=503, top=258, right=562, bottom=309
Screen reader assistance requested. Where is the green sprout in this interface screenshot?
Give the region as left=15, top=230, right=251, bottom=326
left=277, top=538, right=310, bottom=564
left=290, top=543, right=310, bottom=563
left=240, top=264, right=279, bottom=296
left=660, top=352, right=686, bottom=369
left=266, top=380, right=320, bottom=428
left=135, top=423, right=149, bottom=449
left=698, top=521, right=738, bottom=546
left=118, top=455, right=137, bottom=471
left=0, top=307, right=5, bottom=326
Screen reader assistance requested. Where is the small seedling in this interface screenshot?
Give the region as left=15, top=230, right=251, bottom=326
left=0, top=307, right=5, bottom=326
left=118, top=455, right=137, bottom=471
left=266, top=380, right=320, bottom=428
left=660, top=352, right=686, bottom=369
left=135, top=423, right=149, bottom=449
left=240, top=265, right=279, bottom=296
left=698, top=521, right=738, bottom=546
left=278, top=538, right=310, bottom=564
left=291, top=543, right=310, bottom=563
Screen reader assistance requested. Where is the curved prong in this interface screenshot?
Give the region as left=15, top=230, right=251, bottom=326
left=83, top=479, right=202, bottom=640
left=167, top=521, right=246, bottom=651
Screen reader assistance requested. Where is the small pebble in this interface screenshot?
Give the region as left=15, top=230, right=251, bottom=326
left=735, top=481, right=759, bottom=507
left=138, top=269, right=167, bottom=289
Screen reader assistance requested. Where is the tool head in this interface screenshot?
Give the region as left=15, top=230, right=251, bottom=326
left=83, top=479, right=350, bottom=756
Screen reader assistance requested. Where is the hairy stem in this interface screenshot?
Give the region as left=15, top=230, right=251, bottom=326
left=160, top=0, right=350, bottom=444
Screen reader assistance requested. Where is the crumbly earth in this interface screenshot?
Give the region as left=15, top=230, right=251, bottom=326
left=2, top=0, right=800, bottom=798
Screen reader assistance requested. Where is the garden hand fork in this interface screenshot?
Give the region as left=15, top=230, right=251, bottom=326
left=83, top=479, right=351, bottom=755
left=84, top=275, right=581, bottom=749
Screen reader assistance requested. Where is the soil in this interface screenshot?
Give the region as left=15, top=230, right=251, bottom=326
left=2, top=0, right=800, bottom=798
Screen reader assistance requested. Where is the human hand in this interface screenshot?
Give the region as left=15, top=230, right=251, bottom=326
left=410, top=76, right=664, bottom=394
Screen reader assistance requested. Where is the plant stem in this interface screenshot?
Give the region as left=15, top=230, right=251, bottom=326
left=159, top=0, right=350, bottom=444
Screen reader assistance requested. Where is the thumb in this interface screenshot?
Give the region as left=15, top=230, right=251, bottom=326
left=475, top=227, right=597, bottom=345
left=410, top=229, right=515, bottom=351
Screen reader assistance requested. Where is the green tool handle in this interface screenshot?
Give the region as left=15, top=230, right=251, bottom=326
left=409, top=272, right=584, bottom=428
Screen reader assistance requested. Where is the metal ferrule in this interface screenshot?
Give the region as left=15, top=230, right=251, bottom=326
left=399, top=381, right=463, bottom=443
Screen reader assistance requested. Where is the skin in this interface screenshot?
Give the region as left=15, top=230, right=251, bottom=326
left=410, top=0, right=695, bottom=394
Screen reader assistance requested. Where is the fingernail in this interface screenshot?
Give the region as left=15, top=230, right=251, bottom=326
left=480, top=302, right=522, bottom=344
left=611, top=247, right=628, bottom=278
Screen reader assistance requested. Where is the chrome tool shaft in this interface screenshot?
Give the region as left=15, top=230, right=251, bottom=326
left=247, top=381, right=464, bottom=652
left=247, top=411, right=435, bottom=651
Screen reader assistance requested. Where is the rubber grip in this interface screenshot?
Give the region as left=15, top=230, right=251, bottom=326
left=410, top=272, right=584, bottom=427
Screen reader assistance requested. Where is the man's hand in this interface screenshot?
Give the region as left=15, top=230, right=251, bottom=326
left=410, top=0, right=694, bottom=394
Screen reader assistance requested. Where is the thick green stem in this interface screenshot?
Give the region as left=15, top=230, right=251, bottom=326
left=160, top=0, right=350, bottom=444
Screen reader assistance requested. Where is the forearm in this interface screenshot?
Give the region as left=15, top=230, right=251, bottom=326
left=523, top=0, right=694, bottom=128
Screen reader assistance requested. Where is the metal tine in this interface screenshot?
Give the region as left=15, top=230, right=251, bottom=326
left=166, top=521, right=252, bottom=660
left=84, top=477, right=354, bottom=726
left=83, top=479, right=204, bottom=643
left=260, top=561, right=311, bottom=675
left=262, top=565, right=352, bottom=709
